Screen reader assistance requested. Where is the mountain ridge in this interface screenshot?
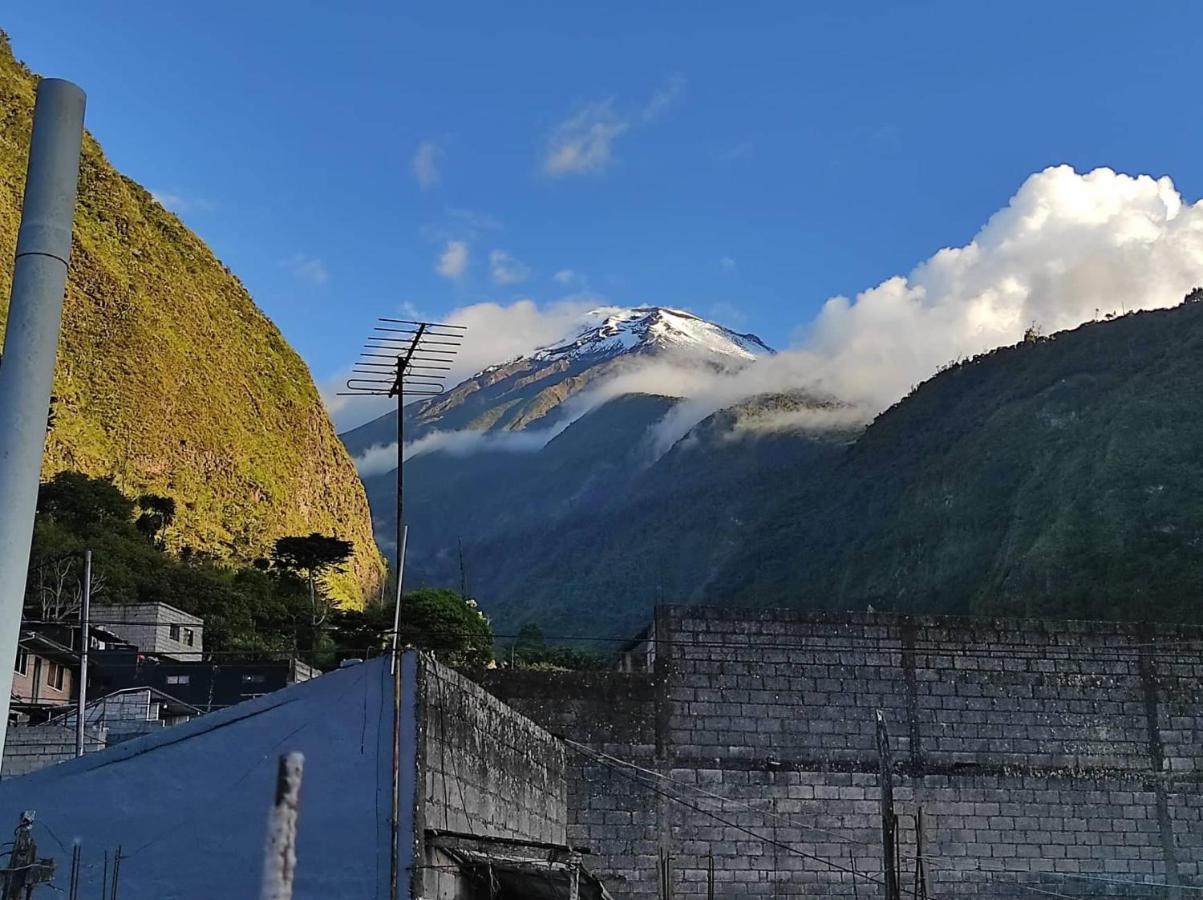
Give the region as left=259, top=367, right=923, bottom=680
left=0, top=33, right=382, bottom=601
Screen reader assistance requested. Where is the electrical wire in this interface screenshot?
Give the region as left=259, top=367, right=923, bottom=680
left=562, top=738, right=912, bottom=895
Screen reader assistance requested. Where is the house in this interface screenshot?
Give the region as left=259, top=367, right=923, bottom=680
left=11, top=631, right=77, bottom=719
left=94, top=602, right=204, bottom=660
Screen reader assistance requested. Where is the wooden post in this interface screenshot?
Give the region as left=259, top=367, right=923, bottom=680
left=913, top=808, right=928, bottom=900
left=260, top=753, right=305, bottom=900
left=109, top=845, right=122, bottom=900
left=876, top=710, right=899, bottom=900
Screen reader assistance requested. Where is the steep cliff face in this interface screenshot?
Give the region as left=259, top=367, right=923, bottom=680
left=0, top=33, right=382, bottom=602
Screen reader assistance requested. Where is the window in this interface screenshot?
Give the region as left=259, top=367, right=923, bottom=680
left=166, top=674, right=190, bottom=686
left=182, top=628, right=195, bottom=647
left=241, top=674, right=266, bottom=685
left=46, top=662, right=65, bottom=691
left=168, top=624, right=181, bottom=641
left=14, top=650, right=27, bottom=676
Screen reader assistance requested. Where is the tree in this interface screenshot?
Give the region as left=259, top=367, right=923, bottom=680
left=503, top=621, right=609, bottom=671
left=395, top=588, right=493, bottom=668
left=135, top=493, right=177, bottom=549
left=328, top=588, right=494, bottom=668
left=271, top=533, right=354, bottom=646
left=37, top=472, right=134, bottom=532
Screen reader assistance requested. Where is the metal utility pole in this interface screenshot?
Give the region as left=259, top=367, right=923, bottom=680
left=0, top=78, right=86, bottom=763
left=876, top=710, right=900, bottom=900
left=74, top=549, right=91, bottom=758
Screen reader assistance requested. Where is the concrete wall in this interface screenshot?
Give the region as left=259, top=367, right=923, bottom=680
left=419, top=655, right=568, bottom=842
left=417, top=655, right=569, bottom=899
left=3, top=722, right=104, bottom=777
left=98, top=603, right=203, bottom=659
left=482, top=608, right=1203, bottom=899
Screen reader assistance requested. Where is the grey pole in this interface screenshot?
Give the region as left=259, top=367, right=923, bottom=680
left=0, top=78, right=86, bottom=764
left=74, top=549, right=91, bottom=758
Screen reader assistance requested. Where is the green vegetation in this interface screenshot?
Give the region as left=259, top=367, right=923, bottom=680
left=30, top=472, right=496, bottom=667
left=29, top=472, right=317, bottom=655
left=329, top=588, right=494, bottom=668
left=0, top=32, right=382, bottom=604
left=501, top=624, right=610, bottom=670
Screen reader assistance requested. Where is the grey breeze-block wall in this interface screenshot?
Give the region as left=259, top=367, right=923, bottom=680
left=416, top=654, right=568, bottom=894
left=480, top=607, right=1203, bottom=900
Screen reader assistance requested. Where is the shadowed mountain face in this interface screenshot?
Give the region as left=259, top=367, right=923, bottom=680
left=0, top=34, right=381, bottom=602
left=344, top=295, right=1203, bottom=639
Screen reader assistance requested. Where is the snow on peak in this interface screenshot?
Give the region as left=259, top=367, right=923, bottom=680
left=530, top=306, right=773, bottom=364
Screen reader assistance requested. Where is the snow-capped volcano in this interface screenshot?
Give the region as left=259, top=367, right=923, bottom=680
left=530, top=306, right=773, bottom=364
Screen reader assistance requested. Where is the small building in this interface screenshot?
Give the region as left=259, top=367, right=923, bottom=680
left=56, top=686, right=200, bottom=745
left=91, top=650, right=317, bottom=713
left=12, top=631, right=77, bottom=718
left=96, top=602, right=203, bottom=660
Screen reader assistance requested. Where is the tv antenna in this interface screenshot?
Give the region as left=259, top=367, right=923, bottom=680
left=340, top=318, right=466, bottom=578
left=340, top=316, right=465, bottom=900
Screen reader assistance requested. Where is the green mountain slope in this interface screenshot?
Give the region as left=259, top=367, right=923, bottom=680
left=0, top=34, right=382, bottom=602
left=709, top=293, right=1203, bottom=622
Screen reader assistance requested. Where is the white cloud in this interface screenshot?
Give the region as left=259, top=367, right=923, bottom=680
left=542, top=100, right=629, bottom=177
left=541, top=76, right=686, bottom=178
left=150, top=190, right=216, bottom=214
left=489, top=250, right=532, bottom=285
left=640, top=74, right=686, bottom=123
left=647, top=165, right=1203, bottom=452
left=554, top=270, right=577, bottom=285
left=436, top=240, right=470, bottom=280
left=283, top=253, right=329, bottom=285
left=411, top=141, right=442, bottom=190
left=719, top=256, right=737, bottom=273
left=354, top=428, right=563, bottom=476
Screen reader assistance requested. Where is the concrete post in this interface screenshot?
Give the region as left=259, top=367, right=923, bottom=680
left=0, top=78, right=86, bottom=765
left=260, top=753, right=305, bottom=900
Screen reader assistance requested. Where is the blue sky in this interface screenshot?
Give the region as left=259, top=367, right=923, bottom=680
left=6, top=3, right=1203, bottom=417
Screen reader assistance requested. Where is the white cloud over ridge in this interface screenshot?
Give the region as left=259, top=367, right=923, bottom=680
left=649, top=165, right=1203, bottom=450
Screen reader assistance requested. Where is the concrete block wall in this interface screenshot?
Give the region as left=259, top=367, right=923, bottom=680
left=419, top=655, right=568, bottom=845
left=2, top=722, right=105, bottom=778
left=483, top=607, right=1203, bottom=899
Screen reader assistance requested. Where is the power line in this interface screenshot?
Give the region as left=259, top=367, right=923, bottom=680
left=560, top=737, right=874, bottom=847
left=563, top=739, right=913, bottom=895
